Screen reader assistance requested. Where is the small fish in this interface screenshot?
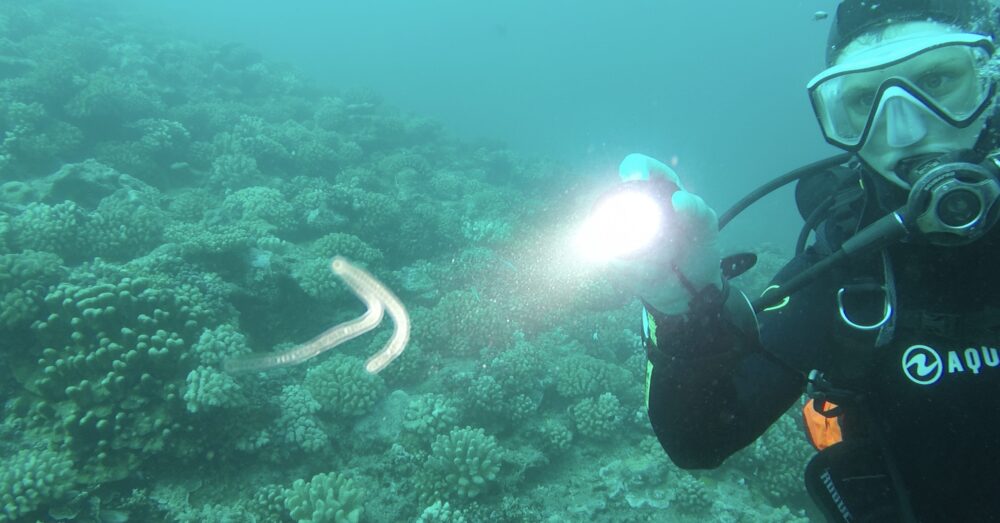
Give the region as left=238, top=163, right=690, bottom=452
left=814, top=10, right=829, bottom=20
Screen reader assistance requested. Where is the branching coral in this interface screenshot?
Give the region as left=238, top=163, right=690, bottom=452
left=303, top=354, right=384, bottom=417
left=421, top=289, right=517, bottom=355
left=183, top=365, right=245, bottom=413
left=9, top=201, right=88, bottom=261
left=250, top=484, right=292, bottom=523
left=276, top=384, right=328, bottom=453
left=0, top=100, right=82, bottom=173
left=415, top=500, right=468, bottom=523
left=0, top=250, right=64, bottom=329
left=25, top=275, right=205, bottom=481
left=422, top=426, right=503, bottom=500
left=130, top=118, right=190, bottom=159
left=64, top=69, right=164, bottom=124
left=281, top=176, right=342, bottom=233
left=292, top=235, right=383, bottom=301
left=309, top=233, right=383, bottom=267
left=190, top=323, right=251, bottom=367
left=554, top=353, right=630, bottom=401
left=284, top=472, right=363, bottom=523
left=483, top=332, right=548, bottom=393
left=402, top=393, right=459, bottom=445
left=536, top=419, right=574, bottom=454
left=164, top=222, right=259, bottom=256
left=222, top=186, right=297, bottom=234
left=569, top=392, right=624, bottom=440
left=209, top=153, right=263, bottom=188
left=213, top=115, right=291, bottom=171
left=325, top=181, right=402, bottom=248
left=0, top=448, right=74, bottom=522
left=671, top=472, right=713, bottom=513
left=368, top=333, right=426, bottom=386
left=7, top=175, right=164, bottom=263
left=83, top=189, right=166, bottom=260
left=465, top=373, right=540, bottom=426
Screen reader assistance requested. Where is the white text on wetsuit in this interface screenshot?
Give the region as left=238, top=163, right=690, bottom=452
left=901, top=345, right=1000, bottom=386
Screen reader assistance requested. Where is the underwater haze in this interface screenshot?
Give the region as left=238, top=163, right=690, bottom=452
left=0, top=0, right=841, bottom=521
left=131, top=0, right=843, bottom=249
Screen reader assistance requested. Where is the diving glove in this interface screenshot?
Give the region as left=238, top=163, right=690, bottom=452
left=614, top=153, right=723, bottom=315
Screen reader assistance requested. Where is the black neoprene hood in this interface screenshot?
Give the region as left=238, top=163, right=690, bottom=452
left=826, top=0, right=990, bottom=65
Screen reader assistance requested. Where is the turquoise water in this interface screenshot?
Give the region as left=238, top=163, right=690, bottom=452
left=0, top=1, right=832, bottom=521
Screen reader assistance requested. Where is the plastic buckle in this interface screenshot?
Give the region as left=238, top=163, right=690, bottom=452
left=806, top=369, right=828, bottom=400
left=807, top=369, right=857, bottom=408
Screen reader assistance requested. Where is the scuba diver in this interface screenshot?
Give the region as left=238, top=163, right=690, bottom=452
left=589, top=0, right=1000, bottom=521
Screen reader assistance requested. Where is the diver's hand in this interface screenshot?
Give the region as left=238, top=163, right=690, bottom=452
left=613, top=154, right=723, bottom=315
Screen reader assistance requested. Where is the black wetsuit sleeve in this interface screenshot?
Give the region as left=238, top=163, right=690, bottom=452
left=645, top=264, right=809, bottom=469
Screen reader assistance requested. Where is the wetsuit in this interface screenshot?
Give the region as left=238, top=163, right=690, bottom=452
left=643, top=167, right=1000, bottom=522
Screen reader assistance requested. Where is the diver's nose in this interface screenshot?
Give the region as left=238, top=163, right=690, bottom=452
left=882, top=91, right=929, bottom=148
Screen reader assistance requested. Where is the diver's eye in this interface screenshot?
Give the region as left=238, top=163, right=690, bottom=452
left=858, top=90, right=876, bottom=108
left=847, top=88, right=877, bottom=113
left=918, top=72, right=948, bottom=93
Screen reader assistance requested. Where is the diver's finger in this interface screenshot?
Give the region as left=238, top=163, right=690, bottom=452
left=619, top=153, right=685, bottom=189
left=671, top=190, right=719, bottom=235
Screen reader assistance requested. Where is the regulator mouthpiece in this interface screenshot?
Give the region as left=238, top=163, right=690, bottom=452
left=903, top=154, right=1000, bottom=245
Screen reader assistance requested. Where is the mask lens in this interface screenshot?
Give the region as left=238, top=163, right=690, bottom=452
left=808, top=36, right=995, bottom=150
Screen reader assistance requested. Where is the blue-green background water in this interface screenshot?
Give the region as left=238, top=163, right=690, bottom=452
left=0, top=1, right=855, bottom=521
left=128, top=0, right=841, bottom=250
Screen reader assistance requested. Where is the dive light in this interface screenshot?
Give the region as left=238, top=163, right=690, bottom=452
left=574, top=179, right=678, bottom=262
left=576, top=150, right=1000, bottom=313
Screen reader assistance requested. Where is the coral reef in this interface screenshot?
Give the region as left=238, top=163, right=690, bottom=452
left=23, top=274, right=206, bottom=481
left=402, top=393, right=460, bottom=445
left=276, top=384, right=329, bottom=453
left=0, top=448, right=75, bottom=522
left=183, top=365, right=245, bottom=413
left=570, top=392, right=625, bottom=440
left=0, top=250, right=65, bottom=329
left=0, top=0, right=818, bottom=520
left=284, top=472, right=363, bottom=523
left=422, top=427, right=504, bottom=501
left=415, top=500, right=468, bottom=523
left=304, top=354, right=385, bottom=418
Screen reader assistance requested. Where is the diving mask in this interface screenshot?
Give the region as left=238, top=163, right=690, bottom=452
left=808, top=33, right=996, bottom=185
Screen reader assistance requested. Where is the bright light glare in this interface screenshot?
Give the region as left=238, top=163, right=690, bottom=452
left=574, top=191, right=663, bottom=262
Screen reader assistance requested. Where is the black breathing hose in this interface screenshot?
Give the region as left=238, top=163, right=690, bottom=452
left=718, top=153, right=853, bottom=230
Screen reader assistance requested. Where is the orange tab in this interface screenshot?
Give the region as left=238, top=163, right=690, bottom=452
left=802, top=399, right=843, bottom=451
